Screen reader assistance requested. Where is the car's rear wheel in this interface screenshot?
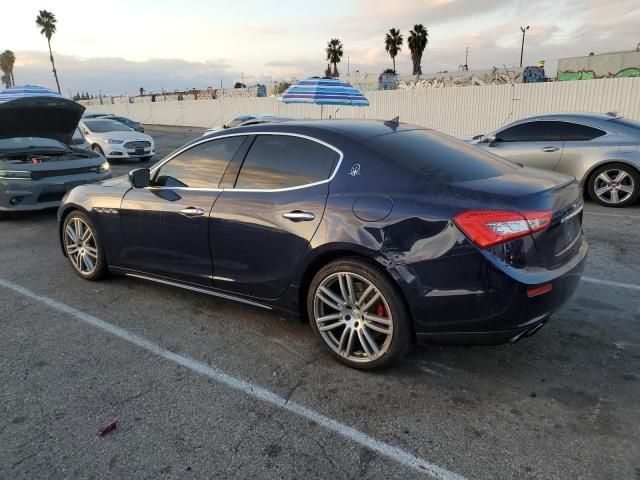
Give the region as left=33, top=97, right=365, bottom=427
left=307, top=258, right=411, bottom=370
left=62, top=211, right=107, bottom=280
left=588, top=163, right=640, bottom=207
left=92, top=144, right=105, bottom=156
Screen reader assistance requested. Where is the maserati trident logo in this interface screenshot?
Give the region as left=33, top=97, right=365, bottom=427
left=349, top=164, right=361, bottom=176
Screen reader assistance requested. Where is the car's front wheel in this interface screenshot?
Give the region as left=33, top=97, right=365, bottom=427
left=307, top=258, right=411, bottom=370
left=92, top=144, right=105, bottom=157
left=588, top=163, right=640, bottom=207
left=62, top=211, right=107, bottom=280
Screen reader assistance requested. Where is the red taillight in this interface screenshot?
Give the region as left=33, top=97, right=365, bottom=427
left=453, top=210, right=552, bottom=248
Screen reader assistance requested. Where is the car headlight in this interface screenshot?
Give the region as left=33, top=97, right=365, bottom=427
left=0, top=170, right=32, bottom=180
left=106, top=139, right=124, bottom=144
left=97, top=161, right=110, bottom=173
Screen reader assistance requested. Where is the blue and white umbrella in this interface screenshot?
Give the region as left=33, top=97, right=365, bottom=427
left=279, top=77, right=369, bottom=118
left=0, top=85, right=65, bottom=104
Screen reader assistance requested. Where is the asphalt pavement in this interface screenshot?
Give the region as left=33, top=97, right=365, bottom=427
left=1, top=126, right=639, bottom=480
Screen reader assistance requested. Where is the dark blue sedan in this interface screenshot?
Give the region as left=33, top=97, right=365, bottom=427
left=58, top=120, right=588, bottom=369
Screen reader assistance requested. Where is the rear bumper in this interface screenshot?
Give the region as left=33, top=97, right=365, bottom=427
left=0, top=171, right=112, bottom=212
left=397, top=239, right=588, bottom=346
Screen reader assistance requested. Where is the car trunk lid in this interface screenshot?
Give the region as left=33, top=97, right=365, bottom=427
left=450, top=167, right=584, bottom=269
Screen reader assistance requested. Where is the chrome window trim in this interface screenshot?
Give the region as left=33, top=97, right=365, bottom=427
left=125, top=273, right=272, bottom=310
left=149, top=131, right=344, bottom=193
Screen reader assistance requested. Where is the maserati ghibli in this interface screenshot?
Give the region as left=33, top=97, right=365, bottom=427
left=58, top=120, right=588, bottom=369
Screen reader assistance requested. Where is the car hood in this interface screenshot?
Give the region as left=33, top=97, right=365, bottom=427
left=88, top=131, right=152, bottom=142
left=0, top=96, right=85, bottom=144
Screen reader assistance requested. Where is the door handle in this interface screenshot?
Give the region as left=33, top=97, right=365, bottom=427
left=540, top=146, right=560, bottom=152
left=180, top=207, right=205, bottom=217
left=283, top=211, right=315, bottom=222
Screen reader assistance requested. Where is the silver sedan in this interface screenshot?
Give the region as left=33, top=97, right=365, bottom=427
left=470, top=113, right=640, bottom=207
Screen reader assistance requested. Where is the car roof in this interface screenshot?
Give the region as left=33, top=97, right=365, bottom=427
left=82, top=118, right=125, bottom=125
left=510, top=112, right=621, bottom=124
left=226, top=119, right=425, bottom=141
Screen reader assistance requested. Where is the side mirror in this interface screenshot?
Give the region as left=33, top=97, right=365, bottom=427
left=487, top=136, right=497, bottom=147
left=129, top=168, right=150, bottom=188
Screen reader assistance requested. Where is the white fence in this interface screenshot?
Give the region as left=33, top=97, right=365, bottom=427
left=86, top=77, right=640, bottom=137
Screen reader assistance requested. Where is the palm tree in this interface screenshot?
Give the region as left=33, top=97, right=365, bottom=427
left=36, top=10, right=61, bottom=93
left=325, top=39, right=344, bottom=78
left=384, top=28, right=403, bottom=74
left=0, top=50, right=16, bottom=87
left=408, top=25, right=429, bottom=75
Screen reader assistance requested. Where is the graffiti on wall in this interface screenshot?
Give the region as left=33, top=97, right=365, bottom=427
left=523, top=66, right=545, bottom=83
left=558, top=68, right=640, bottom=81
left=396, top=68, right=522, bottom=89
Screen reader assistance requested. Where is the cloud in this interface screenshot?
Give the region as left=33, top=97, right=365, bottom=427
left=13, top=51, right=243, bottom=95
left=7, top=0, right=640, bottom=92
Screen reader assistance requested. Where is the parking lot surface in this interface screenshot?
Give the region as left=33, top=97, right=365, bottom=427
left=1, top=126, right=639, bottom=479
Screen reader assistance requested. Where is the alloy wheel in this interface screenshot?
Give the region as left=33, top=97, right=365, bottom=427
left=313, top=272, right=393, bottom=364
left=593, top=168, right=635, bottom=205
left=64, top=217, right=99, bottom=275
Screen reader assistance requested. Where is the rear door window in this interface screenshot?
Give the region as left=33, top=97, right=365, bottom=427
left=235, top=135, right=339, bottom=189
left=369, top=129, right=518, bottom=183
left=496, top=121, right=566, bottom=142
left=154, top=136, right=246, bottom=188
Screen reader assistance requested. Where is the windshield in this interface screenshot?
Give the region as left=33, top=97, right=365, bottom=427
left=84, top=120, right=132, bottom=133
left=0, top=137, right=67, bottom=152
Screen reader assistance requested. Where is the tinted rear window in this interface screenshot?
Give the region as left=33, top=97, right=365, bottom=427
left=369, top=129, right=518, bottom=183
left=236, top=135, right=339, bottom=189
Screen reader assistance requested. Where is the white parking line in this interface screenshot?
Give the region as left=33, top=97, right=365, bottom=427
left=581, top=276, right=640, bottom=292
left=0, top=277, right=464, bottom=480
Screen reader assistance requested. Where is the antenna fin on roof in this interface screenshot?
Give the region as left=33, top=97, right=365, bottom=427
left=384, top=116, right=400, bottom=129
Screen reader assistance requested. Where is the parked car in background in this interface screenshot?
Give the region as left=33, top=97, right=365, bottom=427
left=0, top=90, right=111, bottom=219
left=204, top=115, right=300, bottom=136
left=58, top=120, right=587, bottom=369
left=82, top=112, right=114, bottom=119
left=470, top=113, right=640, bottom=207
left=79, top=118, right=155, bottom=161
left=97, top=115, right=144, bottom=133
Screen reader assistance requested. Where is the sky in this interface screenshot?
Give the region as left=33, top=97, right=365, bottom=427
left=1, top=0, right=639, bottom=95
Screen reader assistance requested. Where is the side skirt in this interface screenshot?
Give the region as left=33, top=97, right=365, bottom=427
left=108, top=267, right=272, bottom=310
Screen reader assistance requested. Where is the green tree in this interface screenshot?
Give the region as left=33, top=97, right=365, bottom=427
left=36, top=10, right=61, bottom=93
left=325, top=38, right=343, bottom=78
left=0, top=50, right=16, bottom=87
left=408, top=25, right=429, bottom=75
left=271, top=81, right=291, bottom=96
left=384, top=28, right=403, bottom=74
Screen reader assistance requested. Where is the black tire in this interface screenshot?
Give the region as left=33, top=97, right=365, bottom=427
left=140, top=156, right=152, bottom=162
left=62, top=210, right=108, bottom=281
left=0, top=211, right=9, bottom=220
left=92, top=144, right=105, bottom=156
left=587, top=163, right=640, bottom=207
left=307, top=257, right=412, bottom=370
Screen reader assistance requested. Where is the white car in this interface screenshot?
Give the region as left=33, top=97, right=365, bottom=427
left=79, top=118, right=155, bottom=161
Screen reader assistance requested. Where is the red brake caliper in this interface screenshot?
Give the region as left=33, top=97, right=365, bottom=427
left=375, top=302, right=387, bottom=317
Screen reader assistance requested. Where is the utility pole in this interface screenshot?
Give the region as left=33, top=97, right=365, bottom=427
left=464, top=47, right=469, bottom=71
left=347, top=56, right=350, bottom=76
left=520, top=26, right=530, bottom=68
